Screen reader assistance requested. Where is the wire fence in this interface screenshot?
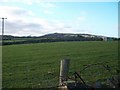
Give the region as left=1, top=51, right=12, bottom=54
left=3, top=61, right=119, bottom=88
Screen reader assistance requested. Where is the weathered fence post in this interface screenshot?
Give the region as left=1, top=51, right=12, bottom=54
left=59, top=59, right=70, bottom=86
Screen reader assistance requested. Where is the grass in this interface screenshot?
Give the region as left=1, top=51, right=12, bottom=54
left=2, top=41, right=118, bottom=88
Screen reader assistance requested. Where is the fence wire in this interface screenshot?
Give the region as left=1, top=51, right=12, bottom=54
left=2, top=61, right=119, bottom=88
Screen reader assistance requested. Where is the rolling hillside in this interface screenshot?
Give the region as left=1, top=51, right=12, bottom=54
left=0, top=33, right=118, bottom=45
left=2, top=41, right=118, bottom=88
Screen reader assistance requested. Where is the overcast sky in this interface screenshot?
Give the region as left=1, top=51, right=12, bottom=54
left=0, top=0, right=118, bottom=37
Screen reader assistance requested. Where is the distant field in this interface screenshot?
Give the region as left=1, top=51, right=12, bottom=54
left=2, top=41, right=118, bottom=88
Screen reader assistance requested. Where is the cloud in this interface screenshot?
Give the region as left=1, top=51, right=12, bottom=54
left=0, top=0, right=56, bottom=14
left=75, top=15, right=87, bottom=28
left=39, top=2, right=56, bottom=8
left=0, top=6, right=61, bottom=36
left=0, top=5, right=90, bottom=36
left=4, top=18, right=83, bottom=36
left=38, top=2, right=56, bottom=15
left=78, top=16, right=86, bottom=21
left=0, top=6, right=34, bottom=21
left=0, top=6, right=43, bottom=36
left=0, top=0, right=56, bottom=7
left=44, top=10, right=54, bottom=14
left=0, top=0, right=34, bottom=5
left=24, top=0, right=33, bottom=5
left=5, top=20, right=43, bottom=36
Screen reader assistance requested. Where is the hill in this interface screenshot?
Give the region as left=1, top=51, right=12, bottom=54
left=41, top=33, right=97, bottom=38
left=0, top=33, right=118, bottom=45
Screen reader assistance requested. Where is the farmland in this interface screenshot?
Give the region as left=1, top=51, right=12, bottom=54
left=2, top=41, right=118, bottom=88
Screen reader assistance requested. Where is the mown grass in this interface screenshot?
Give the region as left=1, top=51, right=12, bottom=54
left=2, top=41, right=118, bottom=88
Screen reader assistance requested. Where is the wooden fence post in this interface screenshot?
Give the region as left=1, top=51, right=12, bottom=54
left=59, top=59, right=70, bottom=86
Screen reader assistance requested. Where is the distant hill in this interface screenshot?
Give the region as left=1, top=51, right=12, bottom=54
left=40, top=33, right=102, bottom=38
left=0, top=33, right=118, bottom=40
left=0, top=33, right=118, bottom=45
left=39, top=33, right=117, bottom=41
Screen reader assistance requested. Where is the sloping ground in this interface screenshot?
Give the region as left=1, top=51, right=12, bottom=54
left=2, top=41, right=118, bottom=88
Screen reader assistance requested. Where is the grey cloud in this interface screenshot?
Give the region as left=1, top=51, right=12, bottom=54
left=11, top=8, right=33, bottom=16
left=23, top=23, right=42, bottom=28
left=64, top=26, right=72, bottom=29
left=5, top=20, right=43, bottom=34
left=4, top=19, right=87, bottom=36
left=12, top=9, right=28, bottom=16
left=5, top=21, right=23, bottom=33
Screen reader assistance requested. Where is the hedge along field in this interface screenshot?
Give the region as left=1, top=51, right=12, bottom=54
left=2, top=41, right=118, bottom=88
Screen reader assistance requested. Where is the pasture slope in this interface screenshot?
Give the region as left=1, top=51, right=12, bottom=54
left=2, top=41, right=118, bottom=88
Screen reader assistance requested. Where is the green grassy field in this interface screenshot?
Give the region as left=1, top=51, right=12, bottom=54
left=2, top=41, right=118, bottom=88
